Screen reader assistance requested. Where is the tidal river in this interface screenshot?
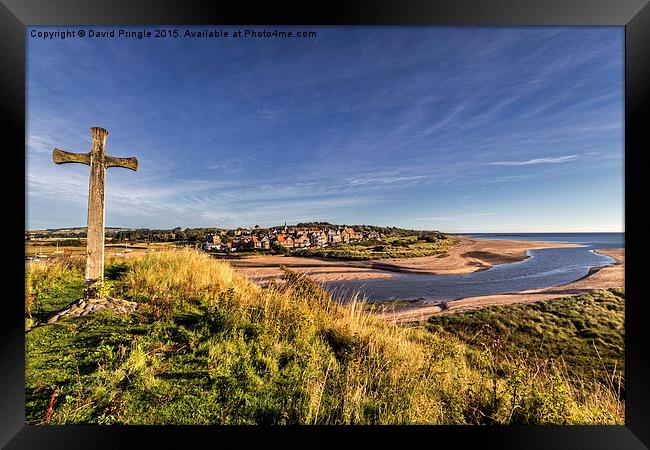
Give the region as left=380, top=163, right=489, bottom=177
left=321, top=233, right=624, bottom=303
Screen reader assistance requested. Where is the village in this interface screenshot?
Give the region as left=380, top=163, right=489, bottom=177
left=201, top=223, right=382, bottom=253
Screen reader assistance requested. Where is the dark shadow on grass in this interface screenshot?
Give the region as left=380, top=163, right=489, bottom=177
left=105, top=263, right=129, bottom=280
left=174, top=313, right=203, bottom=328
left=158, top=370, right=210, bottom=382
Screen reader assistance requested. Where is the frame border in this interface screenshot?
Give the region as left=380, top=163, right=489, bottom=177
left=2, top=0, right=647, bottom=448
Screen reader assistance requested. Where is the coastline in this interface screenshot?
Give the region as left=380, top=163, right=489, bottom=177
left=377, top=247, right=624, bottom=324
left=227, top=237, right=624, bottom=324
left=228, top=236, right=580, bottom=283
left=366, top=236, right=579, bottom=275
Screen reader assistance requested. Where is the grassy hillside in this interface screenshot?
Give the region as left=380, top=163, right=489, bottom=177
left=290, top=236, right=457, bottom=260
left=427, top=289, right=625, bottom=387
left=25, top=250, right=623, bottom=425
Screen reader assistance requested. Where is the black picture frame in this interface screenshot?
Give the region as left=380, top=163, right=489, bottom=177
left=3, top=0, right=647, bottom=448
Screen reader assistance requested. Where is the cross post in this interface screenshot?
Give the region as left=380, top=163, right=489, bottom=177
left=52, top=127, right=138, bottom=291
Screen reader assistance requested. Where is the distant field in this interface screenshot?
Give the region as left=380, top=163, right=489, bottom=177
left=25, top=240, right=181, bottom=257
left=291, top=236, right=457, bottom=260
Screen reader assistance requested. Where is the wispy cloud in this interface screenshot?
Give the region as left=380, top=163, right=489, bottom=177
left=346, top=175, right=426, bottom=185
left=488, top=155, right=580, bottom=166
left=484, top=174, right=540, bottom=184
left=27, top=134, right=57, bottom=155
left=255, top=108, right=282, bottom=119
left=26, top=26, right=624, bottom=231
left=414, top=217, right=453, bottom=221
left=464, top=212, right=497, bottom=217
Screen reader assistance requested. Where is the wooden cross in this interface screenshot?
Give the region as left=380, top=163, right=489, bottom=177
left=52, top=127, right=138, bottom=284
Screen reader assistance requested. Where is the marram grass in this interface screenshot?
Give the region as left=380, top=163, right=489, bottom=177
left=25, top=249, right=624, bottom=424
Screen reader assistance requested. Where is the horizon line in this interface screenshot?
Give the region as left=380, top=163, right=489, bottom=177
left=25, top=224, right=625, bottom=234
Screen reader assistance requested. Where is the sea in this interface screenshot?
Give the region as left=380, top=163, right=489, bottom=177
left=321, top=232, right=624, bottom=303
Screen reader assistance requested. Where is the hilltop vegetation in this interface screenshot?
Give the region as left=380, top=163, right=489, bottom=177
left=25, top=251, right=623, bottom=424
left=27, top=223, right=451, bottom=261
left=292, top=222, right=447, bottom=240
left=291, top=235, right=456, bottom=260
left=27, top=223, right=446, bottom=245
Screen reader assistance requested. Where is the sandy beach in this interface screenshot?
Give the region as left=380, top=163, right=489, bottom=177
left=226, top=255, right=393, bottom=284
left=227, top=236, right=580, bottom=283
left=368, top=236, right=580, bottom=275
left=378, top=248, right=625, bottom=324
left=225, top=238, right=624, bottom=325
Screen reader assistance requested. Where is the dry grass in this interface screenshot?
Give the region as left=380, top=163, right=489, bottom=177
left=25, top=249, right=624, bottom=424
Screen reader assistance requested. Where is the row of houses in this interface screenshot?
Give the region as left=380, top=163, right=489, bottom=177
left=201, top=225, right=381, bottom=253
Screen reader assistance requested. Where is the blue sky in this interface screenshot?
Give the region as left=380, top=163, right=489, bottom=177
left=26, top=26, right=624, bottom=232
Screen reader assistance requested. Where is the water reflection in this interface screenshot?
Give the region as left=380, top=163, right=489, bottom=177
left=322, top=244, right=618, bottom=303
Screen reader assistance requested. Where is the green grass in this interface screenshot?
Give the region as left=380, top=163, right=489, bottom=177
left=427, top=289, right=625, bottom=393
left=25, top=250, right=624, bottom=425
left=25, top=256, right=85, bottom=327
left=291, top=236, right=456, bottom=260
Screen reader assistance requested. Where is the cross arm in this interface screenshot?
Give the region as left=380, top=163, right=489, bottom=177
left=52, top=148, right=90, bottom=165
left=106, top=155, right=138, bottom=171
